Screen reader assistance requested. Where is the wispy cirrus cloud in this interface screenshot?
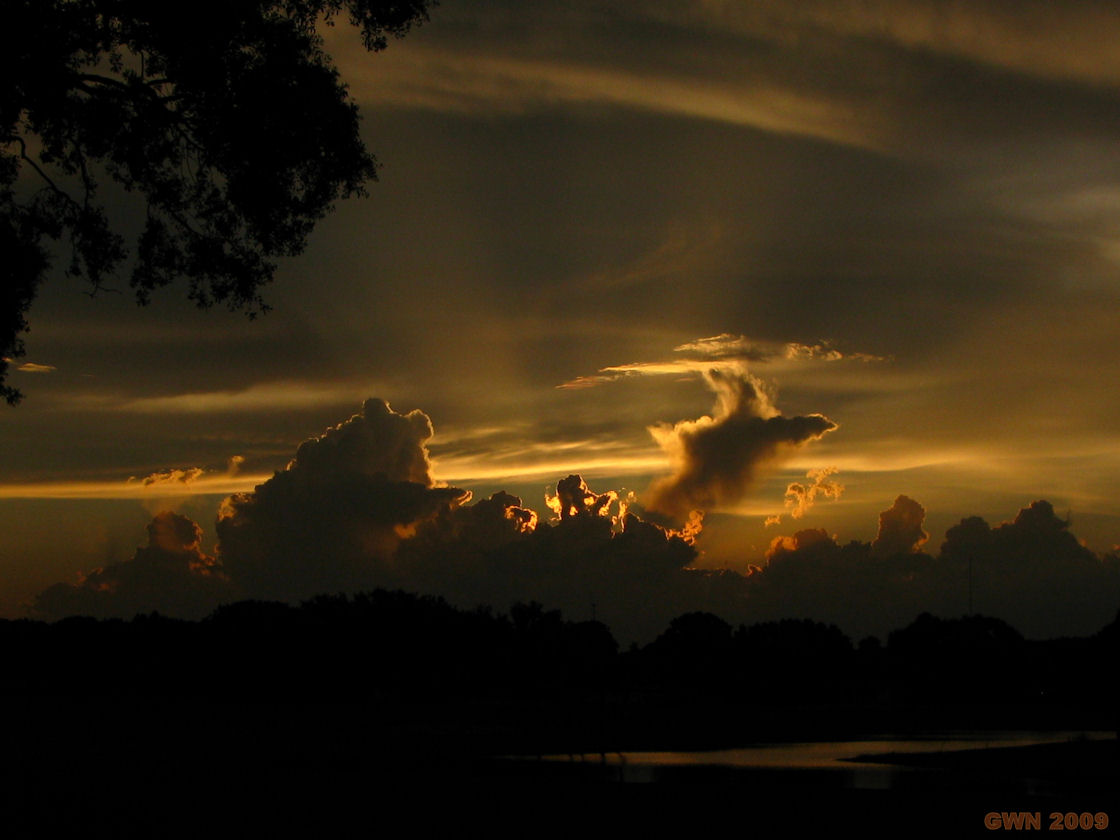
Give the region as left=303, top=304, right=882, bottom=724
left=332, top=0, right=1120, bottom=165
left=556, top=334, right=885, bottom=390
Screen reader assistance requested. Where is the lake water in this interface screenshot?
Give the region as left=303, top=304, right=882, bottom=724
left=519, top=730, right=1114, bottom=787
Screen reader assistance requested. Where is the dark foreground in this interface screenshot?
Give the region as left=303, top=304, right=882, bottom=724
left=3, top=592, right=1117, bottom=834
left=4, top=696, right=1115, bottom=836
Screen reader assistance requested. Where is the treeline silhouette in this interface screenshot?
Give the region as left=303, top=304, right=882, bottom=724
left=4, top=591, right=1117, bottom=738
left=7, top=594, right=1114, bottom=828
left=3, top=591, right=1116, bottom=824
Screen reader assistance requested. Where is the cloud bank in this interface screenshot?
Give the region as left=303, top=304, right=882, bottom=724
left=33, top=511, right=226, bottom=620
left=30, top=400, right=1120, bottom=643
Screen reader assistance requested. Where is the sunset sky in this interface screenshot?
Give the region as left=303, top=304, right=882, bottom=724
left=3, top=0, right=1120, bottom=638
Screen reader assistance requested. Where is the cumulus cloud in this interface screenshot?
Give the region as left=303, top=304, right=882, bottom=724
left=388, top=472, right=722, bottom=642
left=32, top=511, right=229, bottom=620
left=766, top=526, right=838, bottom=562
left=755, top=495, right=1120, bottom=639
left=646, top=367, right=838, bottom=517
left=30, top=456, right=1120, bottom=643
left=940, top=499, right=1102, bottom=578
left=215, top=399, right=470, bottom=601
left=546, top=474, right=618, bottom=520
left=33, top=401, right=731, bottom=640
left=871, top=494, right=929, bottom=556
left=30, top=391, right=1117, bottom=643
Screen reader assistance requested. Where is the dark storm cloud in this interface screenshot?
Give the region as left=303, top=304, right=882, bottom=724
left=395, top=473, right=723, bottom=643
left=27, top=395, right=735, bottom=641
left=27, top=403, right=1120, bottom=642
left=765, top=526, right=837, bottom=563
left=871, top=494, right=929, bottom=557
left=758, top=497, right=1120, bottom=639
left=215, top=399, right=469, bottom=602
left=647, top=367, right=838, bottom=517
left=32, top=511, right=229, bottom=621
left=548, top=473, right=617, bottom=520
left=936, top=501, right=1113, bottom=634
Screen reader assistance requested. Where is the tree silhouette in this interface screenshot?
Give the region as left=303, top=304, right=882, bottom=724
left=1, top=0, right=433, bottom=403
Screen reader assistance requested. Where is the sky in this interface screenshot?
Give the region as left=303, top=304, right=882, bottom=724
left=3, top=0, right=1120, bottom=642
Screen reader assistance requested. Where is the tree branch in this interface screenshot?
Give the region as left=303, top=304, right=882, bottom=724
left=13, top=136, right=82, bottom=213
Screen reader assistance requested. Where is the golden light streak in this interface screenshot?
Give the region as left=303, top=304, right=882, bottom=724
left=59, top=382, right=371, bottom=414
left=430, top=453, right=669, bottom=485
left=0, top=474, right=272, bottom=500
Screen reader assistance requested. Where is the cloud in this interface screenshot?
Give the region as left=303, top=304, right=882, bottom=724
left=126, top=466, right=210, bottom=515
left=646, top=367, right=838, bottom=517
left=740, top=0, right=1120, bottom=89
left=766, top=526, right=838, bottom=563
left=672, top=334, right=777, bottom=362
left=215, top=398, right=470, bottom=601
left=396, top=472, right=717, bottom=643
left=676, top=335, right=885, bottom=365
left=16, top=362, right=56, bottom=373
left=940, top=500, right=1100, bottom=572
left=871, top=494, right=929, bottom=556
left=29, top=402, right=726, bottom=641
left=768, top=466, right=845, bottom=525
left=546, top=474, right=618, bottom=520
left=333, top=466, right=716, bottom=642
left=27, top=392, right=1116, bottom=643
left=556, top=334, right=886, bottom=389
left=333, top=36, right=882, bottom=152
left=554, top=374, right=620, bottom=391
left=333, top=0, right=1120, bottom=168
left=125, top=464, right=251, bottom=514
left=32, top=511, right=229, bottom=620
left=559, top=336, right=758, bottom=390
left=132, top=468, right=206, bottom=487
left=756, top=494, right=1120, bottom=639
left=115, top=381, right=362, bottom=414
left=784, top=342, right=888, bottom=364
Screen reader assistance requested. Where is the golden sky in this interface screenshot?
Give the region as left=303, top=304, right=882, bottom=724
left=3, top=0, right=1119, bottom=637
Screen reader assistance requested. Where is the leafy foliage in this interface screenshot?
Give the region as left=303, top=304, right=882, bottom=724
left=1, top=0, right=433, bottom=403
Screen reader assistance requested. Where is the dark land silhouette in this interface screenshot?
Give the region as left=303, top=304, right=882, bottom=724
left=3, top=588, right=1116, bottom=831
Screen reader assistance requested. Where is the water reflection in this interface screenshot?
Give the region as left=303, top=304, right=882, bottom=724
left=517, top=730, right=1112, bottom=787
